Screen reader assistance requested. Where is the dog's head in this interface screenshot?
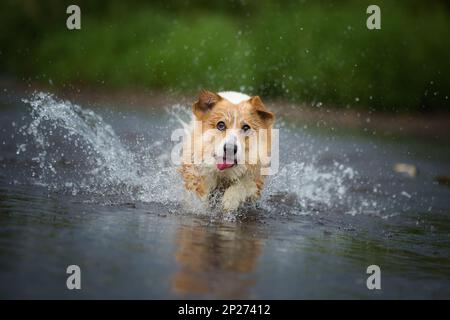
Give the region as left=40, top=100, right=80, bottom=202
left=191, top=90, right=274, bottom=176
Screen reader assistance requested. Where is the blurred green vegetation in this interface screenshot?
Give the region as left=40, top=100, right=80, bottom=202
left=1, top=0, right=450, bottom=112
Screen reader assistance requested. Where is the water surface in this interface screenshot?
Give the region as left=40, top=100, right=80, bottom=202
left=0, top=91, right=449, bottom=299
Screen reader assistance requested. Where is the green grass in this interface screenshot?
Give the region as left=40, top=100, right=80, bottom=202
left=2, top=0, right=450, bottom=112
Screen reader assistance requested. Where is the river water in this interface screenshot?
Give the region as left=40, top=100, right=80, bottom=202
left=0, top=91, right=449, bottom=299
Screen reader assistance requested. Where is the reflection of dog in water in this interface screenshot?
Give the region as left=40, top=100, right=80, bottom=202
left=179, top=90, right=275, bottom=211
left=171, top=222, right=263, bottom=298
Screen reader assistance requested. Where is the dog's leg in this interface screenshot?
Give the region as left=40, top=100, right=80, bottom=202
left=178, top=165, right=210, bottom=201
left=222, top=176, right=261, bottom=211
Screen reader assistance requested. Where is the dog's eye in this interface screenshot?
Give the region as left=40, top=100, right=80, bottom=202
left=242, top=124, right=251, bottom=132
left=216, top=121, right=226, bottom=131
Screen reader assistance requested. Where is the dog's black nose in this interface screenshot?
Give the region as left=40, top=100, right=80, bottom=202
left=224, top=143, right=237, bottom=155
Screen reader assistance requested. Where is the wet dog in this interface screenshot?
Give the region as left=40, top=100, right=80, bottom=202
left=179, top=90, right=275, bottom=211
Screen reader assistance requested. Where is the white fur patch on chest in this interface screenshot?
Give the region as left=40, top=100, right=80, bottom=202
left=218, top=91, right=250, bottom=104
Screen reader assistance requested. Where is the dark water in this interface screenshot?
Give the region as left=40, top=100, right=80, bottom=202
left=0, top=91, right=449, bottom=299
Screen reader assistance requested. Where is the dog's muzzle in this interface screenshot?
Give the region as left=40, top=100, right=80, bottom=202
left=217, top=143, right=237, bottom=170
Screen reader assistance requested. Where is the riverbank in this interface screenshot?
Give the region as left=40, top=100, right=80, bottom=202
left=1, top=78, right=449, bottom=142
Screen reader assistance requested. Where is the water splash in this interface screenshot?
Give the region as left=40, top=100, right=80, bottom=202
left=18, top=92, right=182, bottom=205
left=17, top=92, right=384, bottom=216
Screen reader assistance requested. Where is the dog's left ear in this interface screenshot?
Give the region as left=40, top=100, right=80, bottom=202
left=193, top=90, right=222, bottom=120
left=249, top=96, right=274, bottom=126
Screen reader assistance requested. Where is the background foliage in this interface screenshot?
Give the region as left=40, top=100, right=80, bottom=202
left=1, top=0, right=450, bottom=112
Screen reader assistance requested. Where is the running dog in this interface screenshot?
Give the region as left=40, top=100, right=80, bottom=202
left=179, top=90, right=275, bottom=211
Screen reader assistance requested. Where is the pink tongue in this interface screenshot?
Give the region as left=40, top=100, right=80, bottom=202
left=217, top=163, right=234, bottom=170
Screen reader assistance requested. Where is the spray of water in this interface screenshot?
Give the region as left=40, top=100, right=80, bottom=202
left=18, top=92, right=182, bottom=205
left=17, top=92, right=382, bottom=216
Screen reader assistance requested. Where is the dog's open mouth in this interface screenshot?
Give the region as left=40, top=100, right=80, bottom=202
left=217, top=158, right=237, bottom=171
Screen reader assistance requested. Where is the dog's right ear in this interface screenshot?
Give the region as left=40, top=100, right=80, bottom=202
left=193, top=90, right=221, bottom=120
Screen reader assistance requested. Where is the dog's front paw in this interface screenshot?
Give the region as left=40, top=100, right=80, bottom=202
left=222, top=188, right=242, bottom=212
